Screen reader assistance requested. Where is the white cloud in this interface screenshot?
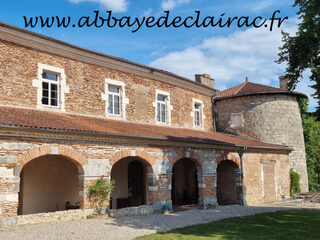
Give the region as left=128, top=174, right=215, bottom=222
left=142, top=8, right=153, bottom=17
left=69, top=0, right=128, bottom=12
left=240, top=0, right=287, bottom=13
left=150, top=18, right=317, bottom=111
left=161, top=0, right=190, bottom=10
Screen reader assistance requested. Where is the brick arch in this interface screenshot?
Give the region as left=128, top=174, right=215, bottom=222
left=17, top=145, right=87, bottom=212
left=17, top=145, right=87, bottom=172
left=215, top=153, right=240, bottom=167
left=170, top=151, right=202, bottom=167
left=109, top=149, right=155, bottom=167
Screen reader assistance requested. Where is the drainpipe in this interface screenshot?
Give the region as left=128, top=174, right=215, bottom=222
left=211, top=96, right=217, bottom=132
left=238, top=146, right=247, bottom=206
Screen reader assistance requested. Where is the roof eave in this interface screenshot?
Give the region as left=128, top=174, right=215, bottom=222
left=0, top=124, right=291, bottom=152
left=214, top=91, right=308, bottom=101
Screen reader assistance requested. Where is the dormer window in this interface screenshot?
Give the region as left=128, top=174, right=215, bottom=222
left=41, top=71, right=59, bottom=107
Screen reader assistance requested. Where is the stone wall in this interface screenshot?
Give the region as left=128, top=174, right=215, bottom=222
left=241, top=151, right=290, bottom=205
left=0, top=40, right=213, bottom=131
left=0, top=209, right=95, bottom=227
left=215, top=94, right=308, bottom=192
left=0, top=137, right=290, bottom=217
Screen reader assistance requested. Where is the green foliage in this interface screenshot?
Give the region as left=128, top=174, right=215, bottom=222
left=277, top=0, right=320, bottom=116
left=290, top=169, right=301, bottom=196
left=298, top=97, right=320, bottom=192
left=87, top=176, right=114, bottom=214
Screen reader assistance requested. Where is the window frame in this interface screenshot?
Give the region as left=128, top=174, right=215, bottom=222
left=194, top=103, right=202, bottom=127
left=102, top=78, right=129, bottom=120
left=157, top=95, right=167, bottom=124
left=41, top=71, right=60, bottom=108
left=230, top=113, right=243, bottom=128
left=191, top=98, right=205, bottom=130
left=107, top=85, right=121, bottom=116
left=153, top=90, right=173, bottom=126
left=33, top=63, right=68, bottom=112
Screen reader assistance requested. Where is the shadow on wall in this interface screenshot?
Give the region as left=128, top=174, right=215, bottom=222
left=171, top=158, right=199, bottom=207
left=110, top=157, right=150, bottom=210
left=19, top=155, right=80, bottom=215
left=217, top=160, right=242, bottom=205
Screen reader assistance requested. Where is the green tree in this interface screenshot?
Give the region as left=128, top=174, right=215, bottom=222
left=277, top=0, right=320, bottom=116
left=298, top=97, right=320, bottom=192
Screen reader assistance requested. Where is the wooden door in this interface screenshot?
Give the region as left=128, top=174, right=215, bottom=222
left=128, top=161, right=144, bottom=206
left=217, top=161, right=238, bottom=205
left=262, top=161, right=276, bottom=203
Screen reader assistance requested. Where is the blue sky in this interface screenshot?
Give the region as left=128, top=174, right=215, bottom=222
left=0, top=0, right=316, bottom=111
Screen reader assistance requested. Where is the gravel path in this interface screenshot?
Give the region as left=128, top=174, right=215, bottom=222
left=0, top=205, right=295, bottom=240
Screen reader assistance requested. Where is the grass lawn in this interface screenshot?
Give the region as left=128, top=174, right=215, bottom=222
left=136, top=210, right=320, bottom=240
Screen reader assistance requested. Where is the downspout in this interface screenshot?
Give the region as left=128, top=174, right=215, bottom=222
left=238, top=146, right=247, bottom=206
left=211, top=96, right=217, bottom=132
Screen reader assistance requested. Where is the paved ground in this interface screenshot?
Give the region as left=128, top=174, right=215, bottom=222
left=0, top=205, right=298, bottom=240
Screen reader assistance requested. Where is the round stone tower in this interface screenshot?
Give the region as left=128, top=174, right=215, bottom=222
left=214, top=78, right=309, bottom=192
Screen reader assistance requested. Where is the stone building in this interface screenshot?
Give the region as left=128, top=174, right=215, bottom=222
left=0, top=22, right=302, bottom=218
left=214, top=79, right=308, bottom=192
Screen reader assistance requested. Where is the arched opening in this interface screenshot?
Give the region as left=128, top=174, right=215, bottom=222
left=217, top=160, right=241, bottom=205
left=19, top=155, right=82, bottom=215
left=171, top=158, right=199, bottom=211
left=110, top=157, right=149, bottom=209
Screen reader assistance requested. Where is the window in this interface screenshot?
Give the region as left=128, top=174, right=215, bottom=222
left=191, top=98, right=205, bottom=129
left=194, top=103, right=202, bottom=127
left=108, top=85, right=121, bottom=116
left=41, top=71, right=59, bottom=107
left=153, top=90, right=173, bottom=125
left=102, top=78, right=129, bottom=119
left=33, top=64, right=68, bottom=111
left=230, top=113, right=243, bottom=128
left=157, top=95, right=166, bottom=123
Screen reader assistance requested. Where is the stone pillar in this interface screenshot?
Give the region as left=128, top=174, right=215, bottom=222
left=235, top=168, right=243, bottom=204
left=197, top=161, right=217, bottom=209
left=0, top=163, right=20, bottom=217
left=150, top=160, right=173, bottom=212
left=82, top=159, right=111, bottom=209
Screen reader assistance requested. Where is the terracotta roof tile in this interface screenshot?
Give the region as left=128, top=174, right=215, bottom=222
left=214, top=81, right=306, bottom=100
left=0, top=106, right=290, bottom=150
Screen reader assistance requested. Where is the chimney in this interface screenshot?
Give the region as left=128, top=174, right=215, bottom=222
left=195, top=74, right=215, bottom=89
left=279, top=75, right=289, bottom=90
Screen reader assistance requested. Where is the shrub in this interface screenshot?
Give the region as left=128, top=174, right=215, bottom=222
left=290, top=169, right=301, bottom=196
left=88, top=175, right=114, bottom=214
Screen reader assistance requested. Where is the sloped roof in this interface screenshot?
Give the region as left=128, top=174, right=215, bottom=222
left=0, top=106, right=290, bottom=150
left=214, top=81, right=306, bottom=100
